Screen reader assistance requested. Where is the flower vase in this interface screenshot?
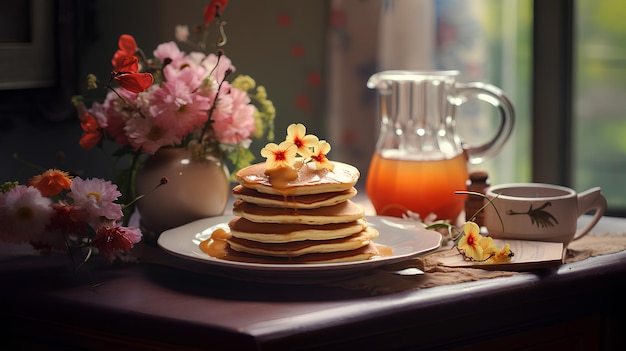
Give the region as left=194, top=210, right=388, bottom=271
left=135, top=147, right=230, bottom=243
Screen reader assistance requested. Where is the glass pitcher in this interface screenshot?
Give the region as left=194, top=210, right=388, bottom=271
left=365, top=70, right=515, bottom=222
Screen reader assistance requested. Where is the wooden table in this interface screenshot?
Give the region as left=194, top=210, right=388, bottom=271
left=2, top=215, right=625, bottom=350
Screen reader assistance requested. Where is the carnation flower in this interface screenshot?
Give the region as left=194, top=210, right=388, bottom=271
left=91, top=224, right=142, bottom=263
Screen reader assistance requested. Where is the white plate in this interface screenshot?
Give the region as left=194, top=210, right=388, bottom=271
left=157, top=215, right=442, bottom=283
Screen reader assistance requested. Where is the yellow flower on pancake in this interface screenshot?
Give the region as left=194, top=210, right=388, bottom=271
left=261, top=141, right=297, bottom=169
left=310, top=140, right=334, bottom=171
left=285, top=123, right=319, bottom=157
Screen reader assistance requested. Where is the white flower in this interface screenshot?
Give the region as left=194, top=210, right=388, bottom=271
left=0, top=185, right=52, bottom=244
left=175, top=25, right=190, bottom=42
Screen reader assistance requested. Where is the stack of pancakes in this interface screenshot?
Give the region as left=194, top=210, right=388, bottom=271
left=227, top=160, right=380, bottom=263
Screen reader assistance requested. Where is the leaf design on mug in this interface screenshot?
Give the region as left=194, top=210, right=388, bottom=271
left=507, top=202, right=558, bottom=228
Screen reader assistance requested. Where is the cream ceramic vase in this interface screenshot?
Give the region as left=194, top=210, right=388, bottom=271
left=135, top=147, right=230, bottom=238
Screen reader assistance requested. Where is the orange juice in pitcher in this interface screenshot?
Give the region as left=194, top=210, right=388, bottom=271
left=365, top=70, right=515, bottom=222
left=367, top=151, right=469, bottom=220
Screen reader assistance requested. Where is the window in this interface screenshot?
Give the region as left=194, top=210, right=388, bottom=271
left=574, top=0, right=626, bottom=216
left=328, top=0, right=624, bottom=215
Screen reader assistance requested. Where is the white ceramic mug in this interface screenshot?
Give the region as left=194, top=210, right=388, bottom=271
left=483, top=183, right=607, bottom=245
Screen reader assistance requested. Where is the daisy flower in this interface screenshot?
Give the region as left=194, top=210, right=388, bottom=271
left=67, top=178, right=123, bottom=223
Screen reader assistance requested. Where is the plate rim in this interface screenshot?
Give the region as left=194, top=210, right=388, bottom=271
left=157, top=214, right=442, bottom=274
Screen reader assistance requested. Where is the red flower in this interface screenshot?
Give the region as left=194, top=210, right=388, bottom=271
left=110, top=35, right=154, bottom=93
left=204, top=0, right=229, bottom=25
left=90, top=225, right=142, bottom=263
left=114, top=72, right=154, bottom=93
left=112, top=56, right=154, bottom=93
left=46, top=203, right=88, bottom=235
left=79, top=113, right=103, bottom=150
left=112, top=34, right=138, bottom=70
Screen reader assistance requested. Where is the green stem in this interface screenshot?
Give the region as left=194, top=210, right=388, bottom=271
left=122, top=151, right=143, bottom=226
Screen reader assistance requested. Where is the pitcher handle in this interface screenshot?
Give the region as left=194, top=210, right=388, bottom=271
left=456, top=82, right=515, bottom=164
left=573, top=187, right=607, bottom=242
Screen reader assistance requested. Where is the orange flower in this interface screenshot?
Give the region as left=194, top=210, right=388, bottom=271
left=29, top=169, right=73, bottom=197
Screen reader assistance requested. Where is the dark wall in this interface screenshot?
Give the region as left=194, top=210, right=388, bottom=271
left=0, top=0, right=328, bottom=184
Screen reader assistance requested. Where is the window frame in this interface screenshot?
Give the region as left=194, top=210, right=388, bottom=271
left=532, top=0, right=574, bottom=186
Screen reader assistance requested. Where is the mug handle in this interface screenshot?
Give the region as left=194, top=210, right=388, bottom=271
left=573, top=187, right=607, bottom=241
left=456, top=82, right=516, bottom=165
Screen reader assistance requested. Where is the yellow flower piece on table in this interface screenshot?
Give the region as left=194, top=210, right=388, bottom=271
left=491, top=243, right=514, bottom=263
left=457, top=221, right=483, bottom=261
left=456, top=221, right=515, bottom=263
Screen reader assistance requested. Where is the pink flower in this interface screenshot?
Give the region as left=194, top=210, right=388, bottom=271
left=153, top=41, right=186, bottom=68
left=86, top=101, right=108, bottom=129
left=0, top=185, right=52, bottom=244
left=162, top=57, right=206, bottom=88
left=90, top=225, right=142, bottom=262
left=100, top=89, right=138, bottom=146
left=150, top=71, right=211, bottom=139
left=202, top=53, right=234, bottom=84
left=124, top=113, right=181, bottom=154
left=67, top=178, right=123, bottom=223
left=211, top=86, right=255, bottom=144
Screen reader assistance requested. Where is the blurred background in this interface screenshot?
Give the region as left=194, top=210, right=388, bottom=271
left=1, top=0, right=624, bottom=216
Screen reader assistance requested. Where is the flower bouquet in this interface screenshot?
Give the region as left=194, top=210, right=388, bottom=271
left=0, top=169, right=158, bottom=268
left=72, top=0, right=275, bottom=220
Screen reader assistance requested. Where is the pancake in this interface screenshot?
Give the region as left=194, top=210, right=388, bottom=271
left=235, top=160, right=360, bottom=196
left=232, top=199, right=365, bottom=225
left=232, top=185, right=358, bottom=209
left=227, top=226, right=379, bottom=257
left=222, top=242, right=380, bottom=264
left=296, top=243, right=379, bottom=263
left=228, top=217, right=368, bottom=243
